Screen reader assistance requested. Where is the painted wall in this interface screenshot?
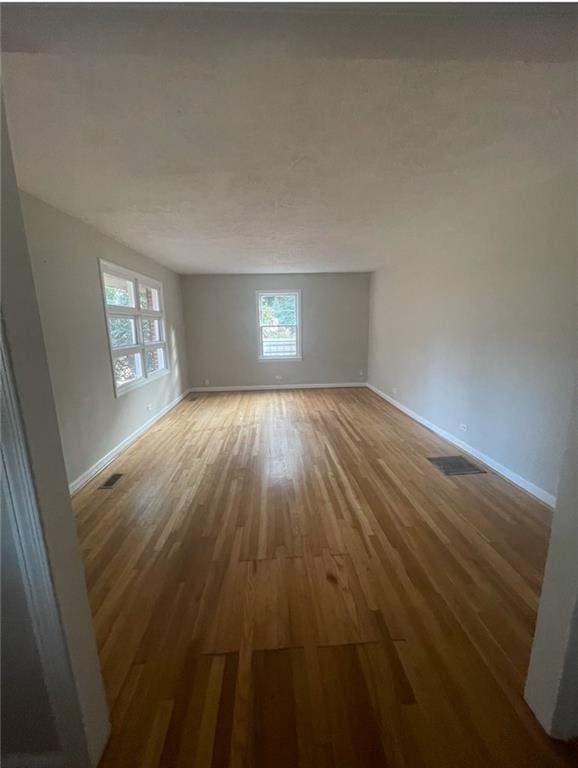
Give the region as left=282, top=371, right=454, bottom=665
left=181, top=273, right=370, bottom=389
left=2, top=109, right=109, bottom=765
left=21, top=194, right=189, bottom=488
left=367, top=171, right=575, bottom=501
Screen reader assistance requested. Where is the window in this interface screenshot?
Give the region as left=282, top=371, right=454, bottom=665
left=100, top=260, right=169, bottom=395
left=257, top=290, right=302, bottom=360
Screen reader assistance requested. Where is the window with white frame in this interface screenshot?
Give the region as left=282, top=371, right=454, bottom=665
left=100, top=260, right=169, bottom=395
left=257, top=290, right=302, bottom=360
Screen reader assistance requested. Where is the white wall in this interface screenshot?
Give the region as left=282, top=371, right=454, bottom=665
left=21, top=194, right=189, bottom=489
left=2, top=108, right=109, bottom=766
left=367, top=171, right=575, bottom=501
left=182, top=273, right=369, bottom=389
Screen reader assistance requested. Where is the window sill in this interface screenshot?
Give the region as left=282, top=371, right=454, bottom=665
left=258, top=356, right=303, bottom=362
left=115, top=368, right=170, bottom=397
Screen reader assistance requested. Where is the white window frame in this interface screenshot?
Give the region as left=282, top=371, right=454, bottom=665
left=256, top=289, right=302, bottom=361
left=99, top=259, right=169, bottom=397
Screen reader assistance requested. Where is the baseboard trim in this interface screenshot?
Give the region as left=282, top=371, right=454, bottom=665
left=70, top=382, right=554, bottom=508
left=68, top=390, right=189, bottom=495
left=189, top=382, right=367, bottom=393
left=69, top=384, right=364, bottom=493
left=366, top=383, right=556, bottom=509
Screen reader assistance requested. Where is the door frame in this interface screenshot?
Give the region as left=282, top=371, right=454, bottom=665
left=1, top=329, right=92, bottom=767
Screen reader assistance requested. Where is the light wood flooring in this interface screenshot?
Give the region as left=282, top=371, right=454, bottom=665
left=73, top=388, right=578, bottom=768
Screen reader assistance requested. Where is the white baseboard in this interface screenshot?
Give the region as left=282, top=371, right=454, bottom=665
left=366, top=383, right=556, bottom=509
left=3, top=754, right=64, bottom=768
left=68, top=390, right=189, bottom=495
left=189, top=382, right=367, bottom=393
left=70, top=381, right=554, bottom=508
left=69, top=383, right=364, bottom=493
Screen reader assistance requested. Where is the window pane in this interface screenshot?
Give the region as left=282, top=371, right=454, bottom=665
left=103, top=273, right=135, bottom=307
left=113, top=353, right=143, bottom=386
left=259, top=294, right=297, bottom=327
left=139, top=284, right=160, bottom=311
left=108, top=316, right=137, bottom=348
left=145, top=346, right=166, bottom=374
left=142, top=317, right=162, bottom=344
left=261, top=325, right=297, bottom=357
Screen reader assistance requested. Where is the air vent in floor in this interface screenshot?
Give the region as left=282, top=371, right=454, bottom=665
left=428, top=456, right=486, bottom=476
left=100, top=473, right=123, bottom=489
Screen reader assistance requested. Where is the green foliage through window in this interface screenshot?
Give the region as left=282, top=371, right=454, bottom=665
left=260, top=294, right=297, bottom=326
left=259, top=292, right=299, bottom=357
left=101, top=263, right=169, bottom=391
left=113, top=354, right=141, bottom=384
left=105, top=285, right=132, bottom=307
left=108, top=317, right=136, bottom=348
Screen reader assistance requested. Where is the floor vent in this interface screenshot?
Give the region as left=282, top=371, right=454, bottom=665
left=428, top=456, right=486, bottom=476
left=100, top=473, right=123, bottom=489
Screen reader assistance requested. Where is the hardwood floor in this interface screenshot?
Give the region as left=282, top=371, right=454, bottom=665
left=73, top=388, right=577, bottom=768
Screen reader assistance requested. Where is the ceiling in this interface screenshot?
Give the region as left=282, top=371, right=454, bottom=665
left=3, top=5, right=576, bottom=274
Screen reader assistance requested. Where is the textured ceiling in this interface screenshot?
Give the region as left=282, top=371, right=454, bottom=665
left=2, top=6, right=576, bottom=274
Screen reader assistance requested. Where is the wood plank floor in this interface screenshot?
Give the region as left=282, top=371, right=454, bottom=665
left=73, top=388, right=578, bottom=768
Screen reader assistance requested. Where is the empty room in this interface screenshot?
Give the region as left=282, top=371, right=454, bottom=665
left=1, top=3, right=577, bottom=768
